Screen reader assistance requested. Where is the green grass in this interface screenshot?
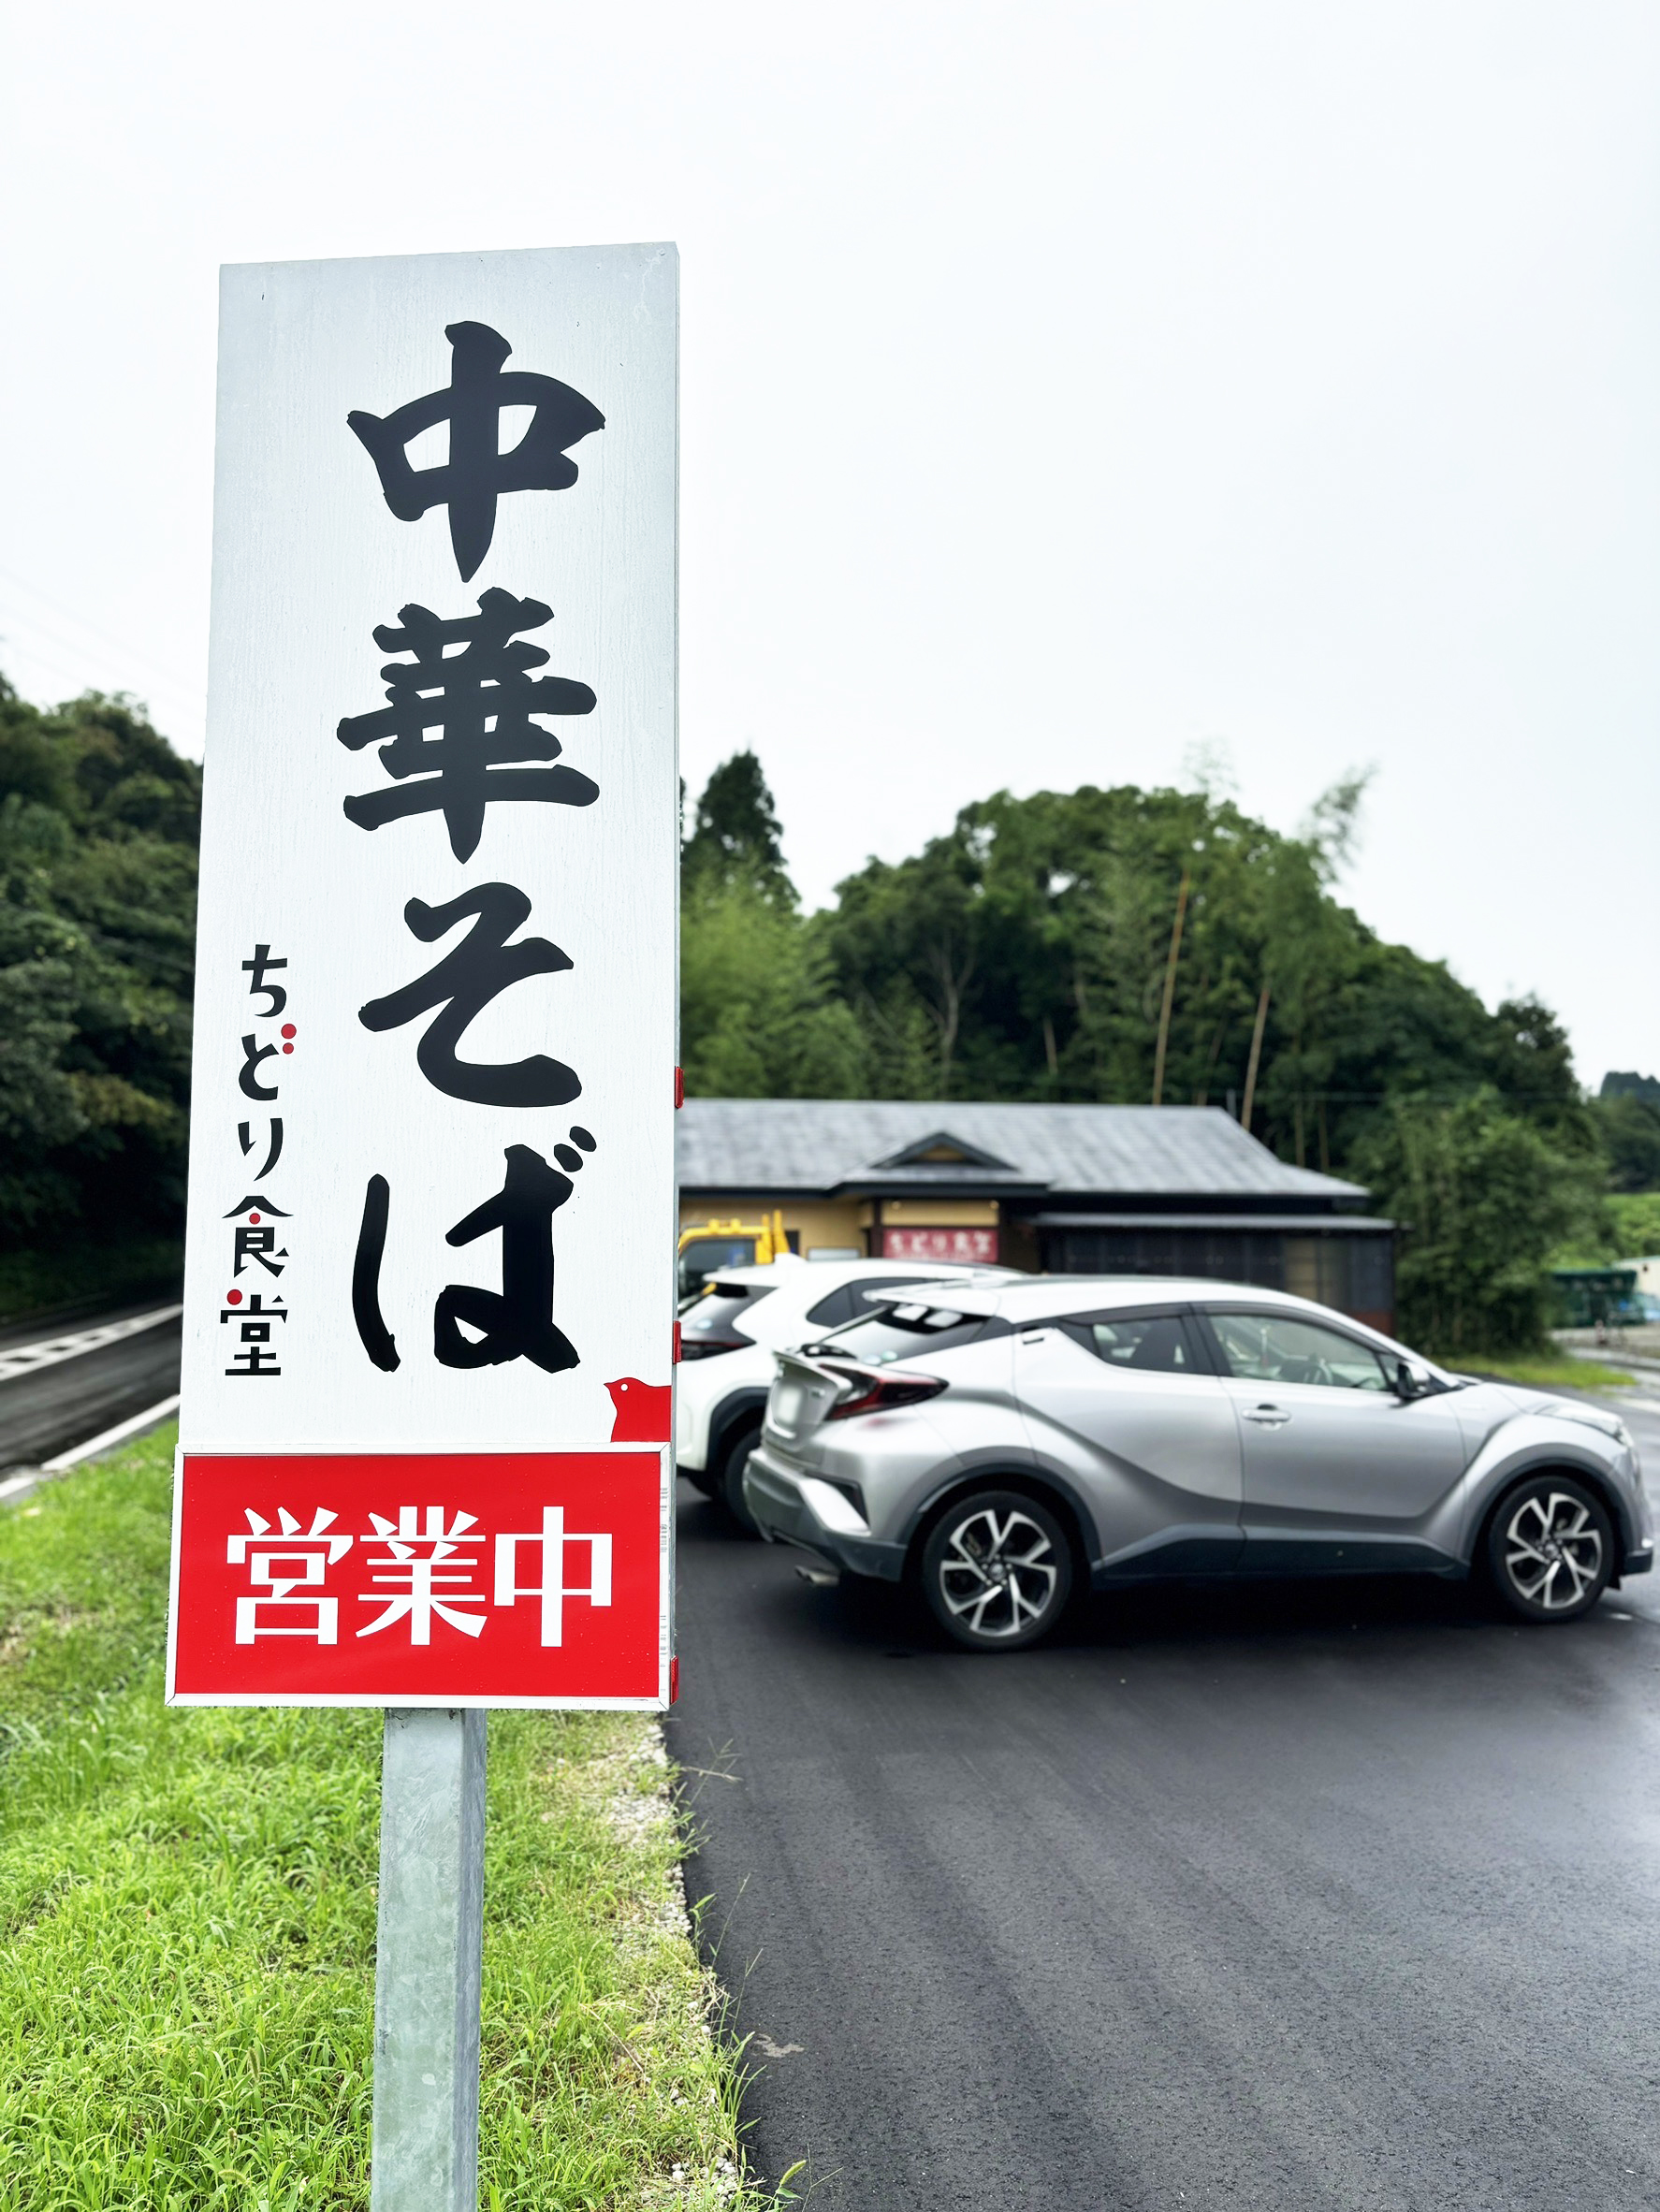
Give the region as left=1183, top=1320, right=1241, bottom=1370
left=0, top=1431, right=775, bottom=2210
left=1438, top=1353, right=1636, bottom=1390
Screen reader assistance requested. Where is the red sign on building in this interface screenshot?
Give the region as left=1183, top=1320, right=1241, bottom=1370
left=881, top=1226, right=999, bottom=1265
left=167, top=1448, right=671, bottom=1708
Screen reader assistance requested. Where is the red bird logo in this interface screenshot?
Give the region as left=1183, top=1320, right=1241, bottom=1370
left=605, top=1376, right=672, bottom=1443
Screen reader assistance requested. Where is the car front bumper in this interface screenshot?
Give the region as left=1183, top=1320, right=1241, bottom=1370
left=744, top=1445, right=908, bottom=1582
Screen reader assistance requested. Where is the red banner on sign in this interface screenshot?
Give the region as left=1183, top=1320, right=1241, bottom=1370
left=167, top=1448, right=670, bottom=1709
left=881, top=1226, right=999, bottom=1264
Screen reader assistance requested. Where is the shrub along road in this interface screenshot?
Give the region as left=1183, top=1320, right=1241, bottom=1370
left=669, top=1418, right=1660, bottom=2212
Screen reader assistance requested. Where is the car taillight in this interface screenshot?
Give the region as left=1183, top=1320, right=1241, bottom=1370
left=822, top=1364, right=947, bottom=1419
left=679, top=1337, right=746, bottom=1360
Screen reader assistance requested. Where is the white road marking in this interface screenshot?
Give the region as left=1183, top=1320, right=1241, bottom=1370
left=0, top=1392, right=182, bottom=1506
left=0, top=1303, right=182, bottom=1385
left=42, top=1393, right=181, bottom=1471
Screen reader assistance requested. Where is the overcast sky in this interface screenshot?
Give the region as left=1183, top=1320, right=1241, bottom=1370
left=3, top=2, right=1656, bottom=1084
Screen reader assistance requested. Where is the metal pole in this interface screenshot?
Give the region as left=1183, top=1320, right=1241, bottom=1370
left=371, top=1709, right=488, bottom=2212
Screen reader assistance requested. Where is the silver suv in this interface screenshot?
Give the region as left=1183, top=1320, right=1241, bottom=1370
left=744, top=1277, right=1653, bottom=1650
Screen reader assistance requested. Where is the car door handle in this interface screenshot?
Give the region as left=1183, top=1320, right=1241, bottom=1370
left=1243, top=1404, right=1289, bottom=1427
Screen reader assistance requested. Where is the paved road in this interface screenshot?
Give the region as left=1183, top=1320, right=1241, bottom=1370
left=668, top=1390, right=1660, bottom=2211
left=0, top=1301, right=182, bottom=1471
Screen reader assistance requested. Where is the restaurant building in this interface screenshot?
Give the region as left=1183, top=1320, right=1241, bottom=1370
left=678, top=1098, right=1396, bottom=1332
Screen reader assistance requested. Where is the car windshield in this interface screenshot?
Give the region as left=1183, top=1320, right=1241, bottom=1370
left=812, top=1302, right=988, bottom=1366
left=681, top=1282, right=774, bottom=1343
left=678, top=1237, right=757, bottom=1301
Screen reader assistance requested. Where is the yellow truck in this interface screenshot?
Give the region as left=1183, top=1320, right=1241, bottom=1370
left=677, top=1211, right=791, bottom=1302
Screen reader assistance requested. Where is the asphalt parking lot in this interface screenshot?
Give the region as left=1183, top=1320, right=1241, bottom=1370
left=668, top=1390, right=1660, bottom=2211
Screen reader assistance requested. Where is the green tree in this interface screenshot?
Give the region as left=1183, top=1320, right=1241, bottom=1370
left=679, top=752, right=867, bottom=1098
left=1590, top=1093, right=1660, bottom=1193
left=0, top=677, right=198, bottom=1262
left=1354, top=1092, right=1603, bottom=1355
left=3, top=687, right=1614, bottom=1337
left=820, top=836, right=988, bottom=1097
left=681, top=749, right=794, bottom=905
left=680, top=880, right=867, bottom=1097
left=806, top=773, right=1608, bottom=1241
left=1608, top=1191, right=1660, bottom=1258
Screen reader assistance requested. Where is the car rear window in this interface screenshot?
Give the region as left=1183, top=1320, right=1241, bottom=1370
left=811, top=1302, right=1006, bottom=1366
left=680, top=1282, right=775, bottom=1343
left=805, top=1273, right=941, bottom=1331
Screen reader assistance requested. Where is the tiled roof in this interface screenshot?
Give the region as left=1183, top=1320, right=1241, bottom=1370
left=677, top=1099, right=1367, bottom=1203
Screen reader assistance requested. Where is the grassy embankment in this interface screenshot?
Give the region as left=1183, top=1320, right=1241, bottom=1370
left=0, top=1429, right=774, bottom=2209
left=1435, top=1353, right=1637, bottom=1390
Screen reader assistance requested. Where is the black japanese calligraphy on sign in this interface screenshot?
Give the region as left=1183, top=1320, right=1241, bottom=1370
left=239, top=1034, right=280, bottom=1101
left=347, top=320, right=604, bottom=581
left=228, top=1202, right=288, bottom=1282
left=327, top=318, right=621, bottom=1391
left=353, top=1174, right=399, bottom=1373
left=358, top=884, right=579, bottom=1109
left=436, top=1141, right=587, bottom=1373
left=241, top=945, right=288, bottom=1017
left=223, top=948, right=298, bottom=1375
left=351, top=1131, right=597, bottom=1376
left=222, top=1290, right=288, bottom=1378
left=239, top=1119, right=284, bottom=1177
left=337, top=590, right=598, bottom=864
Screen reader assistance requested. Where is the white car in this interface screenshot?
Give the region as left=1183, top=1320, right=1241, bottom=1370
left=677, top=1254, right=1015, bottom=1526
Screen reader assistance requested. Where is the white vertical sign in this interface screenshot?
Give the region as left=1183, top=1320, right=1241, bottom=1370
left=176, top=245, right=677, bottom=2207
left=180, top=244, right=677, bottom=1465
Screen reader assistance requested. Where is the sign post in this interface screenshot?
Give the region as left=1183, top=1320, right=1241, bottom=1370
left=167, top=244, right=678, bottom=2205
left=373, top=1709, right=488, bottom=2212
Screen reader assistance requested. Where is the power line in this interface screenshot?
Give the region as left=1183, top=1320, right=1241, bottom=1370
left=0, top=618, right=197, bottom=738
left=0, top=560, right=199, bottom=704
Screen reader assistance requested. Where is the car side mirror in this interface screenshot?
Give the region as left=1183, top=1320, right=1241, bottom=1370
left=1392, top=1359, right=1431, bottom=1400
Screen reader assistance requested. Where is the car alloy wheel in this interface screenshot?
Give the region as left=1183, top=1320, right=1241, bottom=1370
left=1489, top=1476, right=1612, bottom=1623
left=921, top=1489, right=1073, bottom=1651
